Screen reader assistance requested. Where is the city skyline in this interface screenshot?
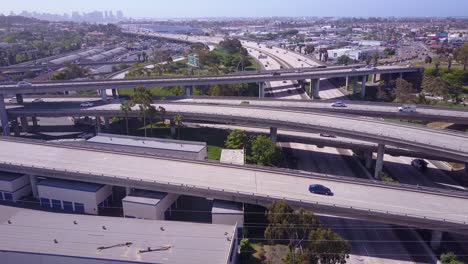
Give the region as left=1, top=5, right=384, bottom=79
left=2, top=0, right=468, bottom=19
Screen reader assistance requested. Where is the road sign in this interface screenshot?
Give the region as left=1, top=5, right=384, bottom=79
left=187, top=54, right=199, bottom=67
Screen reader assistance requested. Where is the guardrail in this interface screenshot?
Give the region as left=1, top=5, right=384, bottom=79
left=0, top=159, right=466, bottom=228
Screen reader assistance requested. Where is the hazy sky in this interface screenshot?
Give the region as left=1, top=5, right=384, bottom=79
left=3, top=0, right=468, bottom=18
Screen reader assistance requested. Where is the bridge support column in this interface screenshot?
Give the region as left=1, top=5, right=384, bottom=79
left=112, top=89, right=117, bottom=98
left=12, top=118, right=20, bottom=136
left=104, top=117, right=110, bottom=129
left=270, top=127, right=278, bottom=143
left=15, top=94, right=23, bottom=104
left=0, top=94, right=10, bottom=136
left=20, top=116, right=28, bottom=132
left=430, top=230, right=443, bottom=250
left=353, top=77, right=358, bottom=94
left=100, top=89, right=107, bottom=101
left=361, top=75, right=367, bottom=98
left=29, top=175, right=38, bottom=198
left=185, top=86, right=192, bottom=97
left=258, top=82, right=264, bottom=98
left=374, top=144, right=385, bottom=179
left=399, top=72, right=403, bottom=79
left=95, top=116, right=101, bottom=134
left=170, top=119, right=176, bottom=138
left=125, top=186, right=132, bottom=196
left=311, top=79, right=320, bottom=99
left=465, top=163, right=467, bottom=176
left=345, top=76, right=349, bottom=90
left=32, top=116, right=38, bottom=127
left=365, top=151, right=373, bottom=169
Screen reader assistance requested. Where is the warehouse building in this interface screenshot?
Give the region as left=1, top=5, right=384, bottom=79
left=87, top=133, right=208, bottom=160
left=123, top=189, right=179, bottom=220
left=212, top=200, right=244, bottom=228
left=0, top=205, right=239, bottom=264
left=0, top=172, right=31, bottom=202
left=37, top=178, right=113, bottom=215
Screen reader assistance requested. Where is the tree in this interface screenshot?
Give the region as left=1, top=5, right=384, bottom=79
left=306, top=228, right=351, bottom=264
left=225, top=129, right=248, bottom=149
left=138, top=103, right=149, bottom=137
left=425, top=55, right=433, bottom=64
left=337, top=55, right=353, bottom=65
left=373, top=52, right=379, bottom=64
left=422, top=75, right=450, bottom=99
left=120, top=101, right=135, bottom=135
left=173, top=114, right=183, bottom=140
left=365, top=56, right=372, bottom=65
left=250, top=135, right=282, bottom=166
left=441, top=252, right=465, bottom=264
left=265, top=201, right=320, bottom=264
left=305, top=45, right=315, bottom=55
left=454, top=43, right=468, bottom=71
left=133, top=86, right=153, bottom=137
left=146, top=105, right=158, bottom=136
left=394, top=78, right=414, bottom=103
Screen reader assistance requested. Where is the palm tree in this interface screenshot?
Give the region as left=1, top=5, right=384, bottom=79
left=146, top=105, right=158, bottom=136
left=139, top=103, right=149, bottom=137
left=173, top=114, right=183, bottom=140
left=120, top=101, right=135, bottom=135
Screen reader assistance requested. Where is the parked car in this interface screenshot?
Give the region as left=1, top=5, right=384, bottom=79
left=282, top=80, right=287, bottom=84
left=272, top=72, right=281, bottom=76
left=398, top=105, right=417, bottom=112
left=8, top=96, right=17, bottom=102
left=411, top=159, right=428, bottom=171
left=331, top=101, right=347, bottom=107
left=80, top=102, right=94, bottom=107
left=32, top=98, right=44, bottom=103
left=309, top=184, right=333, bottom=196
left=17, top=81, right=32, bottom=87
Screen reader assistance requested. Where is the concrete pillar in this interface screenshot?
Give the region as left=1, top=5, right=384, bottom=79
left=20, top=116, right=28, bottom=132
left=312, top=79, right=320, bottom=98
left=373, top=74, right=377, bottom=83
left=112, top=89, right=117, bottom=98
left=170, top=119, right=176, bottom=137
left=32, top=116, right=38, bottom=127
left=125, top=186, right=132, bottom=196
left=365, top=151, right=373, bottom=169
left=270, top=127, right=278, bottom=143
left=258, top=82, right=264, bottom=98
left=12, top=118, right=20, bottom=136
left=104, top=117, right=110, bottom=129
left=430, top=230, right=443, bottom=250
left=15, top=94, right=23, bottom=104
left=100, top=89, right=107, bottom=101
left=185, top=86, right=192, bottom=96
left=361, top=75, right=367, bottom=98
left=399, top=72, right=403, bottom=79
left=465, top=163, right=467, bottom=176
left=353, top=76, right=358, bottom=94
left=29, top=175, right=38, bottom=198
left=345, top=76, right=349, bottom=90
left=95, top=116, right=101, bottom=134
left=0, top=94, right=10, bottom=136
left=374, top=144, right=385, bottom=179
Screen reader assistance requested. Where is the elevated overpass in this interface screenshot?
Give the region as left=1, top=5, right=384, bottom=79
left=0, top=65, right=421, bottom=95
left=7, top=103, right=468, bottom=166
left=0, top=137, right=467, bottom=237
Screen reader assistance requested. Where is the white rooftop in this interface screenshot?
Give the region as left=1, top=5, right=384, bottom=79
left=220, top=149, right=245, bottom=166
left=212, top=200, right=244, bottom=215
left=88, top=133, right=206, bottom=153
left=0, top=205, right=236, bottom=264
left=123, top=190, right=167, bottom=206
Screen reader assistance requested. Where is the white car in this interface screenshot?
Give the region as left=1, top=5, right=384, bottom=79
left=331, top=101, right=347, bottom=107
left=17, top=81, right=32, bottom=87
left=398, top=105, right=417, bottom=112
left=80, top=102, right=94, bottom=107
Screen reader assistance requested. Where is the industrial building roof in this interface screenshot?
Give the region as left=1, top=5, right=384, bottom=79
left=212, top=200, right=244, bottom=215
left=123, top=190, right=167, bottom=206
left=37, top=178, right=104, bottom=193
left=0, top=172, right=26, bottom=182
left=0, top=205, right=236, bottom=264
left=50, top=54, right=81, bottom=65
left=88, top=133, right=206, bottom=153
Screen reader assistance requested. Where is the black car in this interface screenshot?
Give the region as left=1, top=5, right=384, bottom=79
left=309, top=184, right=333, bottom=196
left=272, top=72, right=281, bottom=76
left=411, top=159, right=428, bottom=171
